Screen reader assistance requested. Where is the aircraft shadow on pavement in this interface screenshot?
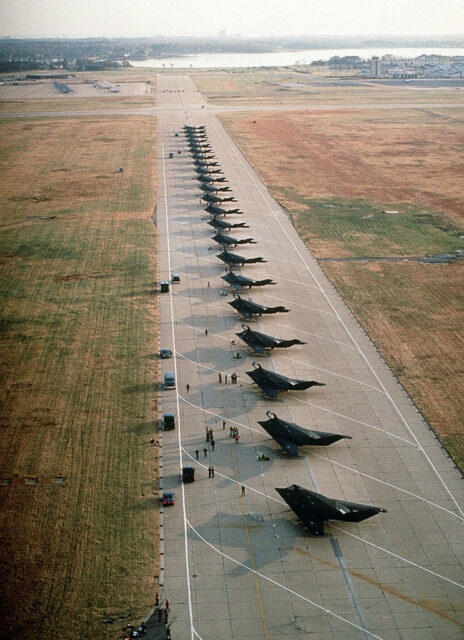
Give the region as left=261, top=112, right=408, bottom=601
left=171, top=263, right=219, bottom=276
left=188, top=512, right=302, bottom=575
left=172, top=215, right=198, bottom=224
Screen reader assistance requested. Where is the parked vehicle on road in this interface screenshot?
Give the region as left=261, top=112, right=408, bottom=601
left=164, top=371, right=176, bottom=389
left=161, top=491, right=175, bottom=506
left=163, top=413, right=175, bottom=430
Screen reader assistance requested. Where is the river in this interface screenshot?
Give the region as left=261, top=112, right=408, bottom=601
left=131, top=47, right=464, bottom=69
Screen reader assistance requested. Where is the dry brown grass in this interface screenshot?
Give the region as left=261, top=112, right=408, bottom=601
left=0, top=116, right=159, bottom=639
left=221, top=108, right=464, bottom=221
left=220, top=107, right=464, bottom=470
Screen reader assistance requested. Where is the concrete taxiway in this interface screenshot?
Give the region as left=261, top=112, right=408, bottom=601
left=156, top=75, right=464, bottom=640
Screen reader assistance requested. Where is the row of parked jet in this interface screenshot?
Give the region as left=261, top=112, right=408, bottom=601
left=182, top=124, right=386, bottom=535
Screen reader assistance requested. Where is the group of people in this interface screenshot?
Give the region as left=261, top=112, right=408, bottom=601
left=218, top=371, right=239, bottom=383
left=229, top=425, right=240, bottom=444
left=153, top=593, right=171, bottom=637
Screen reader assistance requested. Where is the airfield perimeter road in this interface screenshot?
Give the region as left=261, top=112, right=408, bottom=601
left=155, top=75, right=464, bottom=640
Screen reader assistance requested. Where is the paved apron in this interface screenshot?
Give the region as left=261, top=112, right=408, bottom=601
left=156, top=74, right=464, bottom=640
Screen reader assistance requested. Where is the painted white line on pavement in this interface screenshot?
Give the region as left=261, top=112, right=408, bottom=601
left=178, top=396, right=464, bottom=520
left=223, top=122, right=464, bottom=519
left=162, top=142, right=200, bottom=640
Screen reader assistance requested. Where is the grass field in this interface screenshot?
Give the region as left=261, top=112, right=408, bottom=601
left=0, top=116, right=159, bottom=639
left=0, top=95, right=155, bottom=114
left=220, top=107, right=464, bottom=472
left=192, top=69, right=464, bottom=106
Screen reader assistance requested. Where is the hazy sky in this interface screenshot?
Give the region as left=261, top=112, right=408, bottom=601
left=1, top=0, right=464, bottom=38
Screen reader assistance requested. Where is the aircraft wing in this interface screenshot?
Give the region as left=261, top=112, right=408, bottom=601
left=255, top=380, right=279, bottom=398
left=237, top=332, right=266, bottom=354
left=222, top=273, right=243, bottom=290
left=271, top=433, right=299, bottom=456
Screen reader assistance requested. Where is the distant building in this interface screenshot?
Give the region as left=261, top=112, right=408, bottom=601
left=370, top=56, right=382, bottom=77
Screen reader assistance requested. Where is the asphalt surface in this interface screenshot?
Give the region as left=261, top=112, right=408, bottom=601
left=156, top=75, right=464, bottom=640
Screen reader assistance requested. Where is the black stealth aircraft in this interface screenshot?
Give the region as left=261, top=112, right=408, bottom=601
left=258, top=410, right=351, bottom=456
left=194, top=167, right=224, bottom=176
left=199, top=183, right=232, bottom=194
left=276, top=484, right=386, bottom=535
left=207, top=218, right=248, bottom=231
left=236, top=324, right=305, bottom=354
left=228, top=295, right=289, bottom=319
left=203, top=193, right=237, bottom=204
left=212, top=232, right=255, bottom=246
left=246, top=362, right=325, bottom=398
left=222, top=272, right=275, bottom=291
left=217, top=250, right=265, bottom=267
left=205, top=205, right=241, bottom=216
left=195, top=174, right=228, bottom=184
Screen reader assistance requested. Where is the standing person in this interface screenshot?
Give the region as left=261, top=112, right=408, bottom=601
left=203, top=447, right=208, bottom=458
left=229, top=425, right=233, bottom=438
left=241, top=485, right=246, bottom=496
left=235, top=433, right=240, bottom=444
left=211, top=465, right=215, bottom=478
left=211, top=439, right=215, bottom=451
left=225, top=374, right=228, bottom=384
left=205, top=328, right=208, bottom=337
left=155, top=592, right=159, bottom=608
left=186, top=383, right=190, bottom=393
left=223, top=419, right=226, bottom=430
left=165, top=598, right=170, bottom=611
left=195, top=449, right=199, bottom=460
left=208, top=466, right=212, bottom=478
left=218, top=372, right=222, bottom=383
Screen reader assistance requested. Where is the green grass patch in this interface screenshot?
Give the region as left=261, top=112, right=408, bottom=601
left=292, top=198, right=464, bottom=258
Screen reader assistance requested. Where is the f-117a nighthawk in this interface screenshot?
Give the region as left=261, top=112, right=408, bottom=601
left=199, top=183, right=232, bottom=194
left=193, top=157, right=217, bottom=166
left=236, top=324, right=305, bottom=354
left=195, top=174, right=228, bottom=184
left=191, top=152, right=216, bottom=161
left=228, top=294, right=289, bottom=319
left=186, top=136, right=208, bottom=143
left=194, top=167, right=224, bottom=176
left=212, top=232, right=255, bottom=246
left=185, top=131, right=208, bottom=139
left=245, top=362, right=325, bottom=398
left=207, top=218, right=248, bottom=231
left=276, top=484, right=386, bottom=536
left=205, top=205, right=241, bottom=215
left=258, top=410, right=351, bottom=456
left=183, top=125, right=206, bottom=131
left=217, top=250, right=266, bottom=267
left=222, top=272, right=275, bottom=291
left=202, top=193, right=237, bottom=204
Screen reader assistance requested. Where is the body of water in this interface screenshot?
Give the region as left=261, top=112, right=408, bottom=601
left=131, top=47, right=464, bottom=69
